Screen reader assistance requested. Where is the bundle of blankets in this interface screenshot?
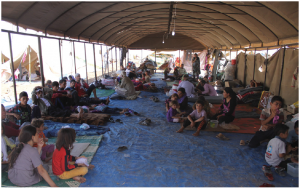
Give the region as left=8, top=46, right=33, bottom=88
left=236, top=86, right=263, bottom=104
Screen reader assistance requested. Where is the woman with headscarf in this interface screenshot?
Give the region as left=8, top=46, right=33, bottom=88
left=192, top=53, right=200, bottom=80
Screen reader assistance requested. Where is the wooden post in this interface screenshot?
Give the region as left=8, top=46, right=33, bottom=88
left=8, top=32, right=18, bottom=104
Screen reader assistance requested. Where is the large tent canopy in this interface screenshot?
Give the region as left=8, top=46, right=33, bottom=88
left=2, top=1, right=298, bottom=50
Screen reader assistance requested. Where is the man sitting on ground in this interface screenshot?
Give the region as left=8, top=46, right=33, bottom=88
left=74, top=73, right=98, bottom=99
left=178, top=64, right=187, bottom=78
left=177, top=74, right=195, bottom=98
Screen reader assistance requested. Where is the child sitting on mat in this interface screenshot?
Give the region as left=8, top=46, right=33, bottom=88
left=8, top=126, right=57, bottom=187
left=192, top=96, right=211, bottom=118
left=31, top=118, right=54, bottom=163
left=52, top=128, right=94, bottom=183
left=177, top=100, right=207, bottom=136
left=264, top=123, right=297, bottom=177
left=166, top=100, right=184, bottom=123
left=165, top=94, right=179, bottom=111
left=2, top=124, right=16, bottom=172
left=248, top=96, right=284, bottom=148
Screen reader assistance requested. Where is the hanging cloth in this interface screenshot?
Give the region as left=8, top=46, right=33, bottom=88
left=291, top=66, right=298, bottom=90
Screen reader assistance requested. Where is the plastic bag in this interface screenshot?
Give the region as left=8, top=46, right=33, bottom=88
left=115, top=86, right=128, bottom=97
left=80, top=123, right=90, bottom=130
left=293, top=101, right=299, bottom=108
left=62, top=125, right=70, bottom=128
left=224, top=64, right=236, bottom=81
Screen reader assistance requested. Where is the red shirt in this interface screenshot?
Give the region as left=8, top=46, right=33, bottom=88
left=75, top=82, right=89, bottom=97
left=52, top=147, right=77, bottom=176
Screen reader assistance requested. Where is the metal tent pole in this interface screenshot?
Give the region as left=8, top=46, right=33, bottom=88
left=243, top=49, right=247, bottom=87
left=101, top=45, right=103, bottom=76
left=253, top=48, right=256, bottom=80
left=8, top=32, right=18, bottom=104
left=93, top=44, right=97, bottom=81
left=115, top=47, right=117, bottom=71
left=111, top=47, right=113, bottom=72
left=59, top=39, right=63, bottom=79
left=73, top=41, right=76, bottom=74
left=38, top=37, right=45, bottom=87
left=263, top=48, right=269, bottom=90
left=278, top=47, right=286, bottom=95
left=106, top=46, right=109, bottom=74
left=84, top=43, right=88, bottom=84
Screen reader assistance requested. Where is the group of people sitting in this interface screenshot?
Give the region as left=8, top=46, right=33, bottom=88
left=165, top=86, right=237, bottom=136
left=164, top=74, right=298, bottom=177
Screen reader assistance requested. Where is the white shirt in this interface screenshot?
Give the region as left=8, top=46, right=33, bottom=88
left=178, top=80, right=195, bottom=97
left=125, top=69, right=131, bottom=77
left=265, top=137, right=286, bottom=166
left=36, top=95, right=51, bottom=107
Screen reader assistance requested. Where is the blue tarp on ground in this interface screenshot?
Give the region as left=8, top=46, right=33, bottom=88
left=79, top=73, right=298, bottom=187
left=43, top=120, right=110, bottom=137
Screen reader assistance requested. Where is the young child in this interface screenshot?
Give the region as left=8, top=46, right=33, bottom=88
left=249, top=96, right=284, bottom=148
left=31, top=118, right=54, bottom=163
left=264, top=123, right=293, bottom=177
left=2, top=104, right=20, bottom=138
left=8, top=126, right=57, bottom=187
left=286, top=121, right=299, bottom=159
left=177, top=100, right=207, bottom=136
left=45, top=80, right=52, bottom=88
left=192, top=96, right=211, bottom=118
left=52, top=128, right=94, bottom=183
left=2, top=124, right=16, bottom=172
left=166, top=100, right=183, bottom=123
left=7, top=91, right=32, bottom=125
left=165, top=94, right=179, bottom=112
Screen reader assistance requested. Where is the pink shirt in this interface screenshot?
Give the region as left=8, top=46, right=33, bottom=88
left=202, top=83, right=217, bottom=96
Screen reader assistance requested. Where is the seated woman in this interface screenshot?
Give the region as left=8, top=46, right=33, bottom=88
left=196, top=80, right=217, bottom=96
left=177, top=87, right=192, bottom=115
left=211, top=87, right=237, bottom=124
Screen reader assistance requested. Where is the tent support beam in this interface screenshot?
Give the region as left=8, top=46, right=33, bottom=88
left=253, top=48, right=256, bottom=80
left=84, top=43, right=88, bottom=84
left=8, top=32, right=18, bottom=104
left=38, top=36, right=45, bottom=88
left=167, top=2, right=174, bottom=34
left=93, top=44, right=97, bottom=81
left=115, top=47, right=117, bottom=71
left=243, top=49, right=247, bottom=87
left=278, top=46, right=286, bottom=95
left=263, top=48, right=268, bottom=90
left=59, top=40, right=63, bottom=79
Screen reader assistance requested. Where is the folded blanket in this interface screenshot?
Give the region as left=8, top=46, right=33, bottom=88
left=238, top=86, right=263, bottom=95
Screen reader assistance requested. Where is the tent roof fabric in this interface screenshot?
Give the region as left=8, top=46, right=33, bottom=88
left=2, top=2, right=298, bottom=49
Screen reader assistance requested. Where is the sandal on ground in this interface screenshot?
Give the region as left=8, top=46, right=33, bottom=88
left=262, top=165, right=274, bottom=181
left=109, top=117, right=115, bottom=123
left=139, top=118, right=151, bottom=126
left=124, top=112, right=131, bottom=116
left=275, top=166, right=286, bottom=177
left=117, top=146, right=128, bottom=152
left=133, top=112, right=139, bottom=116
left=240, top=140, right=249, bottom=146
left=259, top=183, right=275, bottom=187
left=115, top=119, right=123, bottom=123
left=216, top=133, right=229, bottom=140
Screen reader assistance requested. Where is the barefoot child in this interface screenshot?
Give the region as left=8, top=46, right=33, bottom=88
left=52, top=128, right=94, bottom=183
left=31, top=118, right=54, bottom=163
left=166, top=101, right=184, bottom=123
left=177, top=100, right=207, bottom=136
left=8, top=126, right=57, bottom=187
